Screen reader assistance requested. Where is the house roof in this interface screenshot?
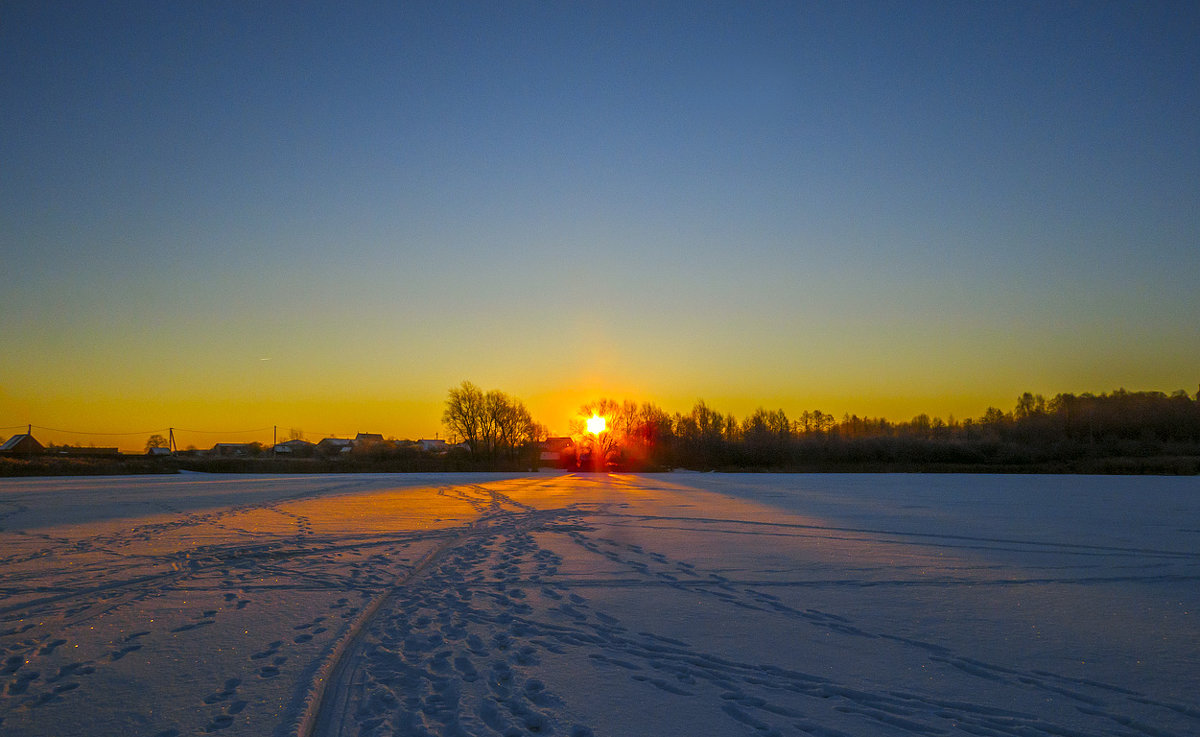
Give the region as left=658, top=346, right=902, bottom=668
left=542, top=437, right=575, bottom=451
left=273, top=439, right=316, bottom=453
left=0, top=434, right=43, bottom=452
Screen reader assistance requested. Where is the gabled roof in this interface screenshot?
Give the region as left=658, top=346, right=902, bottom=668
left=273, top=439, right=316, bottom=453
left=542, top=436, right=575, bottom=451
left=0, top=434, right=43, bottom=453
left=277, top=439, right=315, bottom=447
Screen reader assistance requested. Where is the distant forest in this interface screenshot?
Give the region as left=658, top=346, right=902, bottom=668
left=434, top=382, right=1200, bottom=474
left=567, top=388, right=1200, bottom=475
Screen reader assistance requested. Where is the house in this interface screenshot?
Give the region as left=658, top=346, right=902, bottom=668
left=273, top=439, right=316, bottom=457
left=147, top=447, right=173, bottom=457
left=317, top=437, right=353, bottom=456
left=0, top=434, right=44, bottom=456
left=418, top=438, right=449, bottom=453
left=210, top=443, right=255, bottom=457
left=539, top=437, right=575, bottom=467
left=58, top=446, right=120, bottom=457
left=353, top=433, right=385, bottom=446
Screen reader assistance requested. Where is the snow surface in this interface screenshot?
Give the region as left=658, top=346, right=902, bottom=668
left=1, top=472, right=1197, bottom=737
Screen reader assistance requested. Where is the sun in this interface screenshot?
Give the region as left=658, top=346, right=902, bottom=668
left=586, top=415, right=606, bottom=434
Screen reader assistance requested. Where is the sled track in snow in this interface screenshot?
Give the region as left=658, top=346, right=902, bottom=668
left=297, top=477, right=572, bottom=737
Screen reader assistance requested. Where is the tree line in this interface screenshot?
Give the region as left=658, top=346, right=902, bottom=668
left=556, top=388, right=1200, bottom=474
left=5, top=385, right=1197, bottom=475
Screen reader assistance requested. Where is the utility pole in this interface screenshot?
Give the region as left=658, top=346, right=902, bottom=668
left=168, top=427, right=177, bottom=455
left=273, top=425, right=277, bottom=457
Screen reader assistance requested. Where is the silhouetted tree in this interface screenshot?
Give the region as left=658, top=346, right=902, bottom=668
left=443, top=381, right=541, bottom=465
left=443, top=381, right=487, bottom=454
left=486, top=389, right=541, bottom=462
left=743, top=407, right=791, bottom=466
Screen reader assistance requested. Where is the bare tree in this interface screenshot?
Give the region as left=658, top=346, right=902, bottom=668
left=443, top=381, right=486, bottom=453
left=487, top=390, right=539, bottom=461
left=444, top=381, right=541, bottom=462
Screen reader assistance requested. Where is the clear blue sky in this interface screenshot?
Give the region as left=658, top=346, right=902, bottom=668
left=2, top=1, right=1198, bottom=446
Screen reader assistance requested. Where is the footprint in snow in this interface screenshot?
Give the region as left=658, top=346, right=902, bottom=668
left=109, top=644, right=142, bottom=661
left=204, top=714, right=233, bottom=732
left=38, top=639, right=67, bottom=655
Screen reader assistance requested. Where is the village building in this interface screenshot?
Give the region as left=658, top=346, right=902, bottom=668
left=273, top=439, right=316, bottom=457
left=0, top=433, right=44, bottom=456
left=539, top=437, right=575, bottom=467
left=57, top=446, right=120, bottom=457
left=317, top=437, right=353, bottom=456
left=210, top=443, right=256, bottom=457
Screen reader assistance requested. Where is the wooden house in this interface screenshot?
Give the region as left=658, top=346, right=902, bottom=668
left=0, top=434, right=44, bottom=456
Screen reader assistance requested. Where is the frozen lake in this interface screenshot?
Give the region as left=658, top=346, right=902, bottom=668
left=1, top=472, right=1197, bottom=736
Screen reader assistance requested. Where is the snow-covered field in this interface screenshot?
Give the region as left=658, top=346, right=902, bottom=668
left=1, top=472, right=1197, bottom=737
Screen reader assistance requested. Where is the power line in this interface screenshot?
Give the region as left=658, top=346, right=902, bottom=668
left=31, top=425, right=170, bottom=436
left=171, top=427, right=274, bottom=435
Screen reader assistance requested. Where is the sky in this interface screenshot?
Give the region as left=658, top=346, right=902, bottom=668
left=2, top=1, right=1198, bottom=449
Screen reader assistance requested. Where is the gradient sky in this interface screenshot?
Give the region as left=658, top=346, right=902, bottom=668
left=3, top=1, right=1198, bottom=449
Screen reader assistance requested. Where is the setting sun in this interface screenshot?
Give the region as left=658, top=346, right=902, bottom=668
left=586, top=415, right=606, bottom=434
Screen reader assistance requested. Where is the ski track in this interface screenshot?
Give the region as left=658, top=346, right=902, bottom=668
left=0, top=473, right=1197, bottom=736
